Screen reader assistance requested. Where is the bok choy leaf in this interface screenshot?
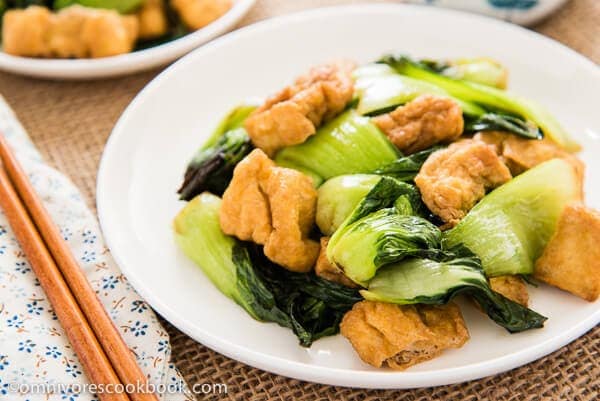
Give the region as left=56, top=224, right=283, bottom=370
left=177, top=128, right=253, bottom=200
left=177, top=103, right=257, bottom=200
left=327, top=176, right=440, bottom=286
left=465, top=113, right=542, bottom=139
left=361, top=245, right=547, bottom=333
left=373, top=147, right=441, bottom=181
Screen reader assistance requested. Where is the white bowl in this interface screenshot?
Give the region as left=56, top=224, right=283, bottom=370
left=0, top=0, right=256, bottom=80
left=406, top=0, right=569, bottom=25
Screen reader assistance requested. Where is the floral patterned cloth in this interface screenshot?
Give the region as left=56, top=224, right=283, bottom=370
left=0, top=96, right=191, bottom=401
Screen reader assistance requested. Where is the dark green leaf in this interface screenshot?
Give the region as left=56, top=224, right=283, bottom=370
left=177, top=128, right=253, bottom=200
left=241, top=244, right=362, bottom=347
left=362, top=245, right=546, bottom=333
left=465, top=113, right=542, bottom=139
left=373, top=147, right=441, bottom=182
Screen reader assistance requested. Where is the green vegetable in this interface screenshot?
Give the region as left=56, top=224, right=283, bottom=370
left=174, top=193, right=361, bottom=346
left=177, top=104, right=257, bottom=200
left=421, top=57, right=508, bottom=89
left=275, top=111, right=399, bottom=185
left=173, top=193, right=268, bottom=317
left=316, top=174, right=382, bottom=235
left=327, top=176, right=440, bottom=286
left=177, top=128, right=252, bottom=200
left=202, top=102, right=258, bottom=149
left=380, top=55, right=580, bottom=151
left=54, top=0, right=143, bottom=13
left=353, top=63, right=486, bottom=117
left=373, top=147, right=441, bottom=181
left=444, top=159, right=581, bottom=277
left=329, top=208, right=442, bottom=286
left=465, top=112, right=542, bottom=139
left=361, top=246, right=547, bottom=333
left=247, top=245, right=362, bottom=346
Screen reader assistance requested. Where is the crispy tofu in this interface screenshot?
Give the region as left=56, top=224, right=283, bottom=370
left=220, top=149, right=320, bottom=272
left=137, top=0, right=169, bottom=39
left=415, top=139, right=512, bottom=227
left=340, top=301, right=469, bottom=370
left=171, top=0, right=232, bottom=30
left=245, top=61, right=355, bottom=156
left=2, top=6, right=52, bottom=57
left=314, top=237, right=357, bottom=288
left=489, top=275, right=529, bottom=307
left=474, top=131, right=585, bottom=198
left=535, top=203, right=600, bottom=301
left=372, top=95, right=463, bottom=155
left=2, top=5, right=138, bottom=58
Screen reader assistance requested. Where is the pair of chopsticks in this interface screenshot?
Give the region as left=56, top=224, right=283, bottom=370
left=0, top=134, right=158, bottom=401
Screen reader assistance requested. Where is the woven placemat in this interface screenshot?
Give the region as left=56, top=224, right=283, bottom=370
left=0, top=0, right=598, bottom=399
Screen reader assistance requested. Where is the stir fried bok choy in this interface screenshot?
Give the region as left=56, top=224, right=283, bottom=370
left=171, top=53, right=597, bottom=369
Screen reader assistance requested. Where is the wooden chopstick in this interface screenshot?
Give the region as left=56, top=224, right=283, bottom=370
left=0, top=166, right=130, bottom=401
left=0, top=135, right=158, bottom=401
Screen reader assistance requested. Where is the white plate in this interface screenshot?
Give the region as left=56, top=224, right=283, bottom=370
left=97, top=4, right=600, bottom=389
left=0, top=0, right=255, bottom=80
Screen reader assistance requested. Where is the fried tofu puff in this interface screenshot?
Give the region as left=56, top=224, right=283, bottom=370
left=245, top=61, right=355, bottom=156
left=220, top=149, right=320, bottom=272
left=137, top=0, right=169, bottom=39
left=314, top=237, right=357, bottom=288
left=372, top=95, right=464, bottom=155
left=171, top=0, right=232, bottom=30
left=489, top=275, right=529, bottom=307
left=2, top=5, right=138, bottom=58
left=341, top=301, right=469, bottom=370
left=474, top=131, right=585, bottom=197
left=415, top=139, right=512, bottom=228
left=535, top=203, right=600, bottom=301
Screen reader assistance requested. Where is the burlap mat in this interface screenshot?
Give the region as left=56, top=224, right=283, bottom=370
left=0, top=0, right=598, bottom=399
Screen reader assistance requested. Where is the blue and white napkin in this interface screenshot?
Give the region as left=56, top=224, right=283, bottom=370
left=0, top=96, right=191, bottom=401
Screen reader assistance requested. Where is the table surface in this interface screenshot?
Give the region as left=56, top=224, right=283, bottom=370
left=0, top=1, right=598, bottom=400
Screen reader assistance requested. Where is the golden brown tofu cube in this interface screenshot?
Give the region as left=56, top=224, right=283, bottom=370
left=79, top=9, right=138, bottom=58
left=245, top=61, right=355, bottom=156
left=474, top=131, right=585, bottom=198
left=314, top=237, right=357, bottom=288
left=373, top=95, right=464, bottom=155
left=220, top=149, right=320, bottom=272
left=535, top=203, right=600, bottom=301
left=489, top=275, right=529, bottom=307
left=2, top=5, right=138, bottom=59
left=2, top=6, right=53, bottom=57
left=171, top=0, right=232, bottom=30
left=340, top=301, right=469, bottom=370
left=137, top=0, right=169, bottom=39
left=415, top=139, right=512, bottom=227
